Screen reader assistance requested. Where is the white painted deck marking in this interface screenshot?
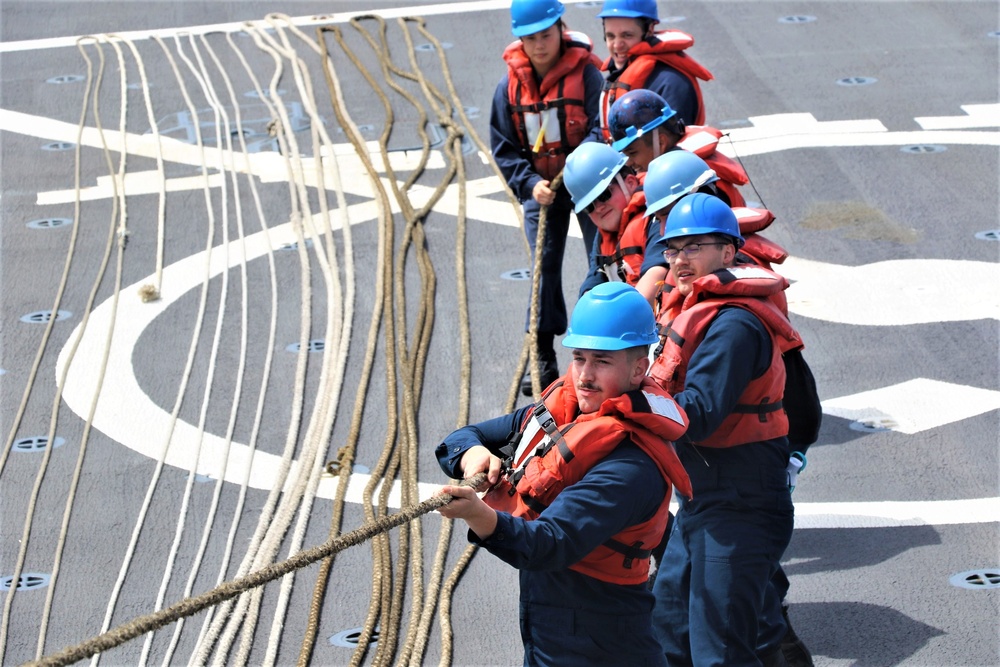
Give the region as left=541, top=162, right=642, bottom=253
left=781, top=256, right=1000, bottom=325
left=822, top=378, right=1000, bottom=435
left=22, top=97, right=996, bottom=522
left=916, top=103, right=1000, bottom=130
left=55, top=216, right=442, bottom=508
left=0, top=0, right=596, bottom=53
left=717, top=112, right=1000, bottom=157
left=793, top=497, right=1000, bottom=529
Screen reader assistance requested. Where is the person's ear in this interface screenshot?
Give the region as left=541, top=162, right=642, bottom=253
left=633, top=354, right=650, bottom=383
left=722, top=243, right=737, bottom=265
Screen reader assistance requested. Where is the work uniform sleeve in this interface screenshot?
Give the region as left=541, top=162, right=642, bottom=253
left=471, top=444, right=666, bottom=570
left=644, top=64, right=699, bottom=129
left=435, top=407, right=530, bottom=479
left=673, top=307, right=772, bottom=441
left=581, top=63, right=605, bottom=138
left=638, top=216, right=668, bottom=275
left=489, top=75, right=541, bottom=202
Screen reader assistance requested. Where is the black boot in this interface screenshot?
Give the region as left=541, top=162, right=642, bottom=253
left=780, top=604, right=814, bottom=667
left=520, top=334, right=559, bottom=397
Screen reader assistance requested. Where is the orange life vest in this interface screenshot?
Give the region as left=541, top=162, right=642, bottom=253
left=678, top=126, right=747, bottom=207
left=594, top=189, right=649, bottom=285
left=600, top=30, right=713, bottom=139
left=505, top=31, right=602, bottom=181
left=650, top=266, right=802, bottom=448
left=483, top=376, right=691, bottom=585
left=731, top=206, right=790, bottom=315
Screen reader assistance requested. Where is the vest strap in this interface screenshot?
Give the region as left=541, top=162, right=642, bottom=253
left=731, top=397, right=784, bottom=423
left=602, top=538, right=650, bottom=569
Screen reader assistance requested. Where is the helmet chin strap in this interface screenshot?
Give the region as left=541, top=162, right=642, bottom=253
left=613, top=173, right=628, bottom=195
left=651, top=128, right=662, bottom=160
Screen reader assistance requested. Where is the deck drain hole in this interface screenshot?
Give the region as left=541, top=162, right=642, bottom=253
left=848, top=417, right=897, bottom=433
left=27, top=218, right=73, bottom=229
left=779, top=15, right=817, bottom=24
left=836, top=76, right=877, bottom=86
left=950, top=569, right=1000, bottom=590
left=278, top=238, right=314, bottom=251
left=13, top=436, right=66, bottom=453
left=286, top=340, right=326, bottom=353
left=974, top=229, right=1000, bottom=241
left=501, top=268, right=531, bottom=281
left=20, top=310, right=72, bottom=324
left=329, top=627, right=379, bottom=648
left=42, top=141, right=75, bottom=151
left=46, top=74, right=85, bottom=84
left=900, top=144, right=946, bottom=154
left=1, top=573, right=50, bottom=591
left=337, top=124, right=375, bottom=136
left=414, top=42, right=453, bottom=51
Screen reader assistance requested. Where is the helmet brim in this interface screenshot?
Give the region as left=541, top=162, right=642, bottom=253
left=562, top=332, right=658, bottom=350
left=660, top=225, right=745, bottom=249
left=572, top=156, right=628, bottom=213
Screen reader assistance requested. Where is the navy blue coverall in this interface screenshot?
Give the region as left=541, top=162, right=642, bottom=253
left=606, top=58, right=700, bottom=129
left=650, top=307, right=794, bottom=667
left=437, top=407, right=669, bottom=667
left=578, top=212, right=668, bottom=297
left=490, top=62, right=603, bottom=336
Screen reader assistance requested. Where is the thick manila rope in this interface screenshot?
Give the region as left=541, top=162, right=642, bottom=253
left=25, top=474, right=488, bottom=667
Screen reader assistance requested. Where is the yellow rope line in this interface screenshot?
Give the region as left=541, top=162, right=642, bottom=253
left=181, top=29, right=291, bottom=665
left=0, top=36, right=125, bottom=663
left=319, top=23, right=403, bottom=667
left=157, top=28, right=284, bottom=667
left=29, top=36, right=129, bottom=661
left=136, top=32, right=240, bottom=666
left=89, top=32, right=220, bottom=667
left=190, top=23, right=314, bottom=664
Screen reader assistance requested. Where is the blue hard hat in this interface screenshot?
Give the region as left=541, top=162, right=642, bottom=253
left=511, top=0, right=565, bottom=37
left=597, top=0, right=659, bottom=22
left=563, top=283, right=658, bottom=351
left=564, top=142, right=629, bottom=214
left=609, top=89, right=678, bottom=152
left=644, top=150, right=719, bottom=217
left=662, top=192, right=745, bottom=248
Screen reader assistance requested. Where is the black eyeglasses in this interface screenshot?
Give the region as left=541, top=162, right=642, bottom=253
left=583, top=185, right=616, bottom=214
left=662, top=242, right=726, bottom=262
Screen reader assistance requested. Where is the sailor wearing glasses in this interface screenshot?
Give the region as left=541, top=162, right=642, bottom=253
left=647, top=193, right=805, bottom=667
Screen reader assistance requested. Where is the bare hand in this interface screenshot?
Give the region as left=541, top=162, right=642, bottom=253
left=532, top=180, right=555, bottom=207
left=437, top=485, right=498, bottom=538
left=458, top=445, right=502, bottom=490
